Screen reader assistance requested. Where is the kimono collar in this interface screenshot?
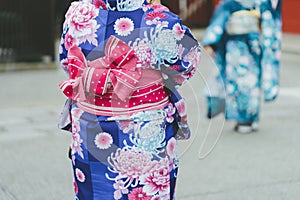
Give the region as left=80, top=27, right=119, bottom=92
left=80, top=0, right=149, bottom=11
left=235, top=0, right=256, bottom=9
left=271, top=0, right=279, bottom=10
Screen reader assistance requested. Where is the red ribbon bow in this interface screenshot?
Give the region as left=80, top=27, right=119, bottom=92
left=59, top=36, right=142, bottom=102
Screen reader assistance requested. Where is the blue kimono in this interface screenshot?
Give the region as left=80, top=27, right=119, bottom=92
left=202, top=0, right=282, bottom=123
left=58, top=0, right=201, bottom=199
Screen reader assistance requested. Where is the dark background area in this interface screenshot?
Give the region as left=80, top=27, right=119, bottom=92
left=0, top=0, right=73, bottom=63
left=0, top=0, right=212, bottom=63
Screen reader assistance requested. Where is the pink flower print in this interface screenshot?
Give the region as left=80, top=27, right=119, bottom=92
left=140, top=160, right=171, bottom=196
left=181, top=66, right=196, bottom=81
left=151, top=195, right=169, bottom=200
left=166, top=137, right=177, bottom=159
left=67, top=2, right=100, bottom=46
left=177, top=44, right=184, bottom=59
left=64, top=33, right=76, bottom=50
left=71, top=133, right=84, bottom=159
left=113, top=181, right=129, bottom=200
left=143, top=4, right=169, bottom=12
left=118, top=121, right=137, bottom=134
left=93, top=0, right=107, bottom=9
left=94, top=132, right=113, bottom=149
left=65, top=2, right=79, bottom=20
left=145, top=12, right=167, bottom=21
left=174, top=99, right=187, bottom=117
left=72, top=121, right=81, bottom=134
left=151, top=195, right=161, bottom=200
left=114, top=18, right=134, bottom=36
left=75, top=168, right=86, bottom=182
left=145, top=11, right=168, bottom=26
left=59, top=37, right=64, bottom=54
left=73, top=180, right=78, bottom=194
left=71, top=107, right=84, bottom=120
left=164, top=103, right=176, bottom=123
left=168, top=65, right=181, bottom=71
left=150, top=4, right=169, bottom=12
left=128, top=187, right=152, bottom=200
left=118, top=120, right=131, bottom=130
left=172, top=23, right=185, bottom=41
left=69, top=3, right=98, bottom=32
left=108, top=147, right=155, bottom=180
left=184, top=47, right=201, bottom=69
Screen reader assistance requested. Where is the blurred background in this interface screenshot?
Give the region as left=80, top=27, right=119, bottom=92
left=0, top=0, right=300, bottom=200
left=0, top=0, right=299, bottom=65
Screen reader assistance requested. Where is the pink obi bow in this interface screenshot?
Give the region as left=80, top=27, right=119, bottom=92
left=59, top=36, right=142, bottom=101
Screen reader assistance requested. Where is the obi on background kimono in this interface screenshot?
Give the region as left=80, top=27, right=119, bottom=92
left=58, top=0, right=201, bottom=199
left=202, top=0, right=282, bottom=123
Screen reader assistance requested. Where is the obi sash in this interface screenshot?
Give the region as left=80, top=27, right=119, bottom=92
left=59, top=36, right=169, bottom=116
left=226, top=9, right=260, bottom=35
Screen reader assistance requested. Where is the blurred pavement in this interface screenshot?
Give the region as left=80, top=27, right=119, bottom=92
left=0, top=30, right=300, bottom=200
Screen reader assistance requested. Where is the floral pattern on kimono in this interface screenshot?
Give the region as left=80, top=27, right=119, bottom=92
left=58, top=0, right=201, bottom=199
left=202, top=0, right=281, bottom=123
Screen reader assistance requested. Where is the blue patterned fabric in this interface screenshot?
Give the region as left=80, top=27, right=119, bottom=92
left=202, top=0, right=282, bottom=123
left=58, top=0, right=200, bottom=199
left=69, top=105, right=179, bottom=200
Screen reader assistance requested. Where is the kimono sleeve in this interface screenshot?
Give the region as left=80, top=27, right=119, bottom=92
left=58, top=30, right=73, bottom=132
left=57, top=7, right=74, bottom=132
left=158, top=22, right=201, bottom=140
left=160, top=23, right=201, bottom=88
left=260, top=0, right=282, bottom=102
left=202, top=1, right=232, bottom=47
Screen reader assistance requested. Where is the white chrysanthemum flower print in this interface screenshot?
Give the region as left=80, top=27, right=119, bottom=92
left=75, top=168, right=86, bottom=182
left=94, top=132, right=113, bottom=149
left=114, top=17, right=134, bottom=36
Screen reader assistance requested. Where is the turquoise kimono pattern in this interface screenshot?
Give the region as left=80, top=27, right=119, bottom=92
left=202, top=0, right=282, bottom=123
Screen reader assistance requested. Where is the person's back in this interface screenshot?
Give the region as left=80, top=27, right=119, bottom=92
left=58, top=0, right=201, bottom=199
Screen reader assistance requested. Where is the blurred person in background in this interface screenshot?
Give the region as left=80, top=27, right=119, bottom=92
left=202, top=0, right=282, bottom=133
left=58, top=0, right=201, bottom=199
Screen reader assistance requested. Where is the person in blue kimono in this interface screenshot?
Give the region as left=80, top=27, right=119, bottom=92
left=202, top=0, right=282, bottom=133
left=58, top=0, right=201, bottom=199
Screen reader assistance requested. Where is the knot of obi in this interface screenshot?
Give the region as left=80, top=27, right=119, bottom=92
left=59, top=36, right=142, bottom=102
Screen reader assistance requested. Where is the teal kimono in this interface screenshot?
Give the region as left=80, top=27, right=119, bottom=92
left=202, top=0, right=282, bottom=123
